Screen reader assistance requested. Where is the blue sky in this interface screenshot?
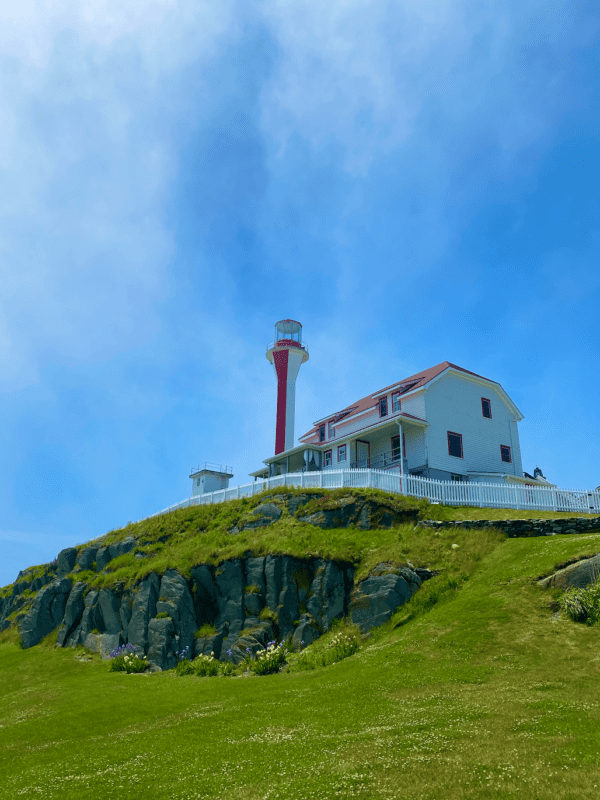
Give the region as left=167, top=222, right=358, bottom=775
left=1, top=0, right=598, bottom=587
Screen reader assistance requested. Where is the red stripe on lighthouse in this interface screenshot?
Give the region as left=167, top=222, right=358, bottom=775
left=273, top=348, right=289, bottom=455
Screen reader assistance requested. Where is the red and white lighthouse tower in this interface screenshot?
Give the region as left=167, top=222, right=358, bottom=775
left=266, top=320, right=309, bottom=455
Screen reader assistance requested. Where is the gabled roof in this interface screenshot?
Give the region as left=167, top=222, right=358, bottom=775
left=300, top=361, right=516, bottom=441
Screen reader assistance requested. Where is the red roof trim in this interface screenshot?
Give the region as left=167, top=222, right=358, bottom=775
left=301, top=361, right=499, bottom=441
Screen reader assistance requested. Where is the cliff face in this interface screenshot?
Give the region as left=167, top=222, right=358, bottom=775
left=0, top=489, right=434, bottom=669
left=2, top=551, right=429, bottom=670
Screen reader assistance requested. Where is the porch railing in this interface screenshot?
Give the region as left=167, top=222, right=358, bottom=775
left=349, top=447, right=406, bottom=470
left=144, top=468, right=600, bottom=520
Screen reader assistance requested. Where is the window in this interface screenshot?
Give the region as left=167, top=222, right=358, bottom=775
left=481, top=398, right=492, bottom=418
left=324, top=449, right=332, bottom=467
left=500, top=445, right=512, bottom=463
left=448, top=431, right=463, bottom=458
left=319, top=424, right=325, bottom=442
left=392, top=392, right=401, bottom=413
left=337, top=444, right=347, bottom=462
left=328, top=421, right=335, bottom=439
left=379, top=397, right=388, bottom=417
left=451, top=474, right=463, bottom=482
left=391, top=434, right=405, bottom=461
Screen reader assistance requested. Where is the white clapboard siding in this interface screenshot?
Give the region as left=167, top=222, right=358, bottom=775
left=400, top=390, right=426, bottom=420
left=404, top=426, right=427, bottom=470
left=334, top=407, right=380, bottom=438
left=424, top=371, right=522, bottom=477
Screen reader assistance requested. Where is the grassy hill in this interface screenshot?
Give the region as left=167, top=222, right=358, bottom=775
left=1, top=489, right=600, bottom=800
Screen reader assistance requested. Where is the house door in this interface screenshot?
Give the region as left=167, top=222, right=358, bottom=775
left=356, top=440, right=370, bottom=468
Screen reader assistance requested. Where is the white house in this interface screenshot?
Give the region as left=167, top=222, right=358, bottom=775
left=250, top=361, right=550, bottom=487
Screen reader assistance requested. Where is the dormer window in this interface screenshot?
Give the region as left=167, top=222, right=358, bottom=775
left=319, top=424, right=325, bottom=442
left=392, top=392, right=401, bottom=413
left=379, top=397, right=388, bottom=417
left=481, top=398, right=492, bottom=418
left=328, top=421, right=335, bottom=439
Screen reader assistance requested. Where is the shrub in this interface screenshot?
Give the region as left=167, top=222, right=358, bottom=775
left=155, top=612, right=170, bottom=619
left=194, top=654, right=220, bottom=676
left=195, top=623, right=217, bottom=638
left=244, top=584, right=261, bottom=594
left=250, top=641, right=289, bottom=676
left=218, top=660, right=236, bottom=676
left=329, top=628, right=360, bottom=660
left=560, top=582, right=600, bottom=625
left=292, top=622, right=361, bottom=671
left=175, top=659, right=194, bottom=676
left=109, top=643, right=148, bottom=674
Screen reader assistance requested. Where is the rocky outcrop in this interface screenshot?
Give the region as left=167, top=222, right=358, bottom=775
left=56, top=581, right=87, bottom=646
left=18, top=578, right=72, bottom=649
left=127, top=574, right=159, bottom=653
left=96, top=536, right=137, bottom=571
left=11, top=554, right=434, bottom=670
left=76, top=546, right=99, bottom=571
left=538, top=553, right=600, bottom=590
left=298, top=496, right=420, bottom=530
left=57, top=548, right=78, bottom=576
left=349, top=565, right=422, bottom=632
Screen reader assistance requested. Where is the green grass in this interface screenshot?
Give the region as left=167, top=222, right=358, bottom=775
left=2, top=513, right=600, bottom=798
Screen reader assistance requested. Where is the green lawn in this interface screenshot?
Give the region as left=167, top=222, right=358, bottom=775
left=2, top=519, right=600, bottom=799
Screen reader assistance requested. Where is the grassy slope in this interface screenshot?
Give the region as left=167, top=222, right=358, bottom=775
left=1, top=499, right=600, bottom=799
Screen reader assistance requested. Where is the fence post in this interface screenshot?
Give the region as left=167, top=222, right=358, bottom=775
left=320, top=471, right=323, bottom=487
left=301, top=472, right=304, bottom=488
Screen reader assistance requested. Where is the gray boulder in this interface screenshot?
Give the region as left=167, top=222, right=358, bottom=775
left=298, top=496, right=417, bottom=530
left=82, top=632, right=122, bottom=659
left=56, top=581, right=87, bottom=646
left=76, top=546, right=99, bottom=571
left=156, top=570, right=196, bottom=655
left=31, top=574, right=53, bottom=592
left=96, top=537, right=137, bottom=571
left=57, top=548, right=78, bottom=576
left=127, top=574, right=159, bottom=654
left=147, top=617, right=177, bottom=670
left=350, top=571, right=419, bottom=632
left=539, top=553, right=600, bottom=590
left=18, top=578, right=72, bottom=649
left=215, top=560, right=244, bottom=637
left=244, top=592, right=262, bottom=617
left=306, top=560, right=352, bottom=631
left=193, top=630, right=224, bottom=659
left=98, top=589, right=122, bottom=634
left=245, top=557, right=266, bottom=595
left=67, top=589, right=103, bottom=647
left=292, top=614, right=321, bottom=651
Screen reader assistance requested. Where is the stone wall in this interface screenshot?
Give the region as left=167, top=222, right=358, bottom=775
left=418, top=516, right=600, bottom=537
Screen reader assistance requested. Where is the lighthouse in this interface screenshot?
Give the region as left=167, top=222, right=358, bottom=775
left=266, top=320, right=309, bottom=455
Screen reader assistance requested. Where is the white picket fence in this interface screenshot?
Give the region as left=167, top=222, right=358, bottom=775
left=147, top=469, right=600, bottom=519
